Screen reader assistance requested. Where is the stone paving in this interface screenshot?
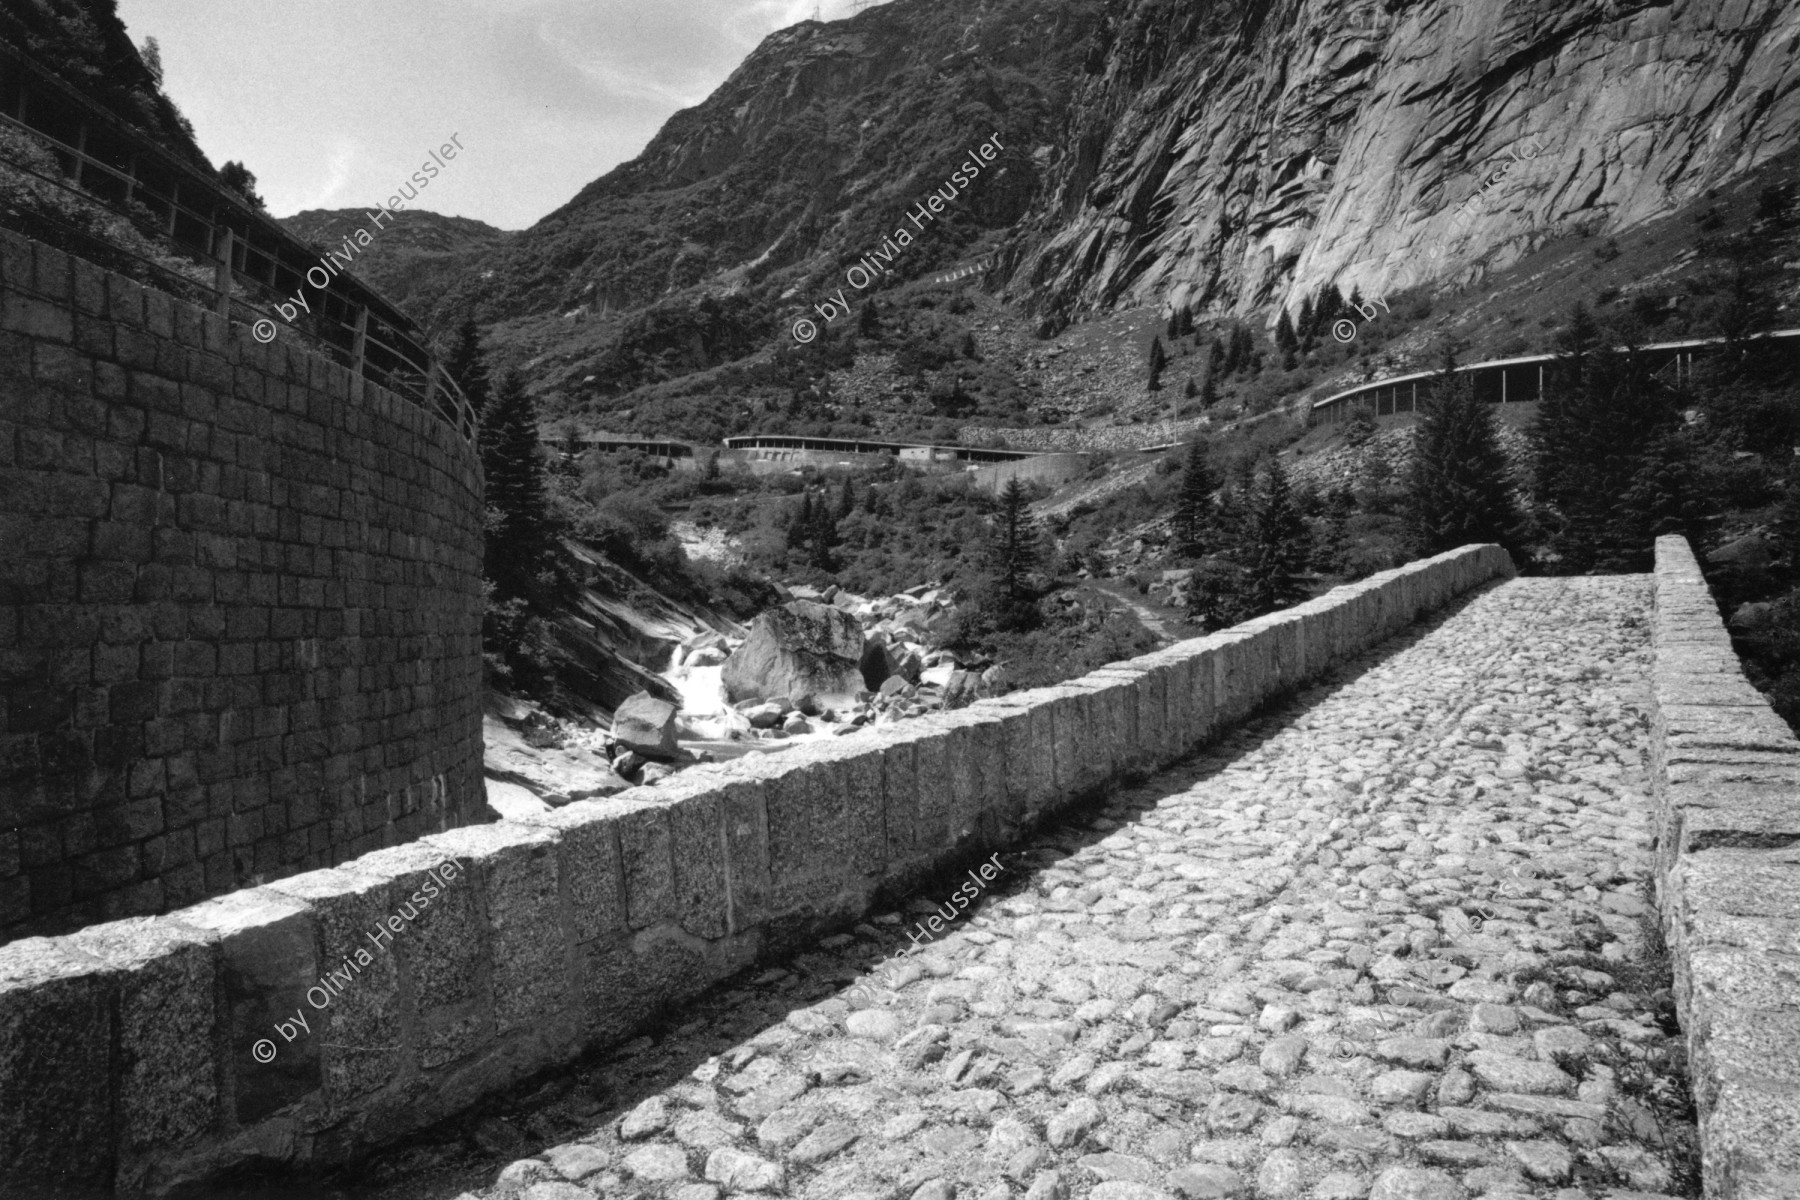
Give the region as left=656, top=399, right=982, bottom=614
left=370, top=576, right=1699, bottom=1200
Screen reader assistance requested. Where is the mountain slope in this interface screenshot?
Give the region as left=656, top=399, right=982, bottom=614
left=280, top=208, right=512, bottom=332
left=449, top=0, right=1100, bottom=324
left=406, top=0, right=1800, bottom=428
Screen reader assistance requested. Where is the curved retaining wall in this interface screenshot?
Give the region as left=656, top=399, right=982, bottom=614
left=0, top=543, right=1514, bottom=1196
left=0, top=229, right=489, bottom=943
left=1649, top=536, right=1800, bottom=1199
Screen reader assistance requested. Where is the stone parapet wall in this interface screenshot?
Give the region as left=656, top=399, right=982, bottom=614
left=0, top=543, right=1515, bottom=1196
left=0, top=229, right=489, bottom=943
left=1649, top=536, right=1800, bottom=1199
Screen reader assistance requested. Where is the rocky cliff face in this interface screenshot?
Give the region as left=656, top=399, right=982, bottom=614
left=1009, top=0, right=1800, bottom=329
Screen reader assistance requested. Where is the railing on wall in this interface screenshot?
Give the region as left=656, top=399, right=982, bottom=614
left=0, top=38, right=479, bottom=446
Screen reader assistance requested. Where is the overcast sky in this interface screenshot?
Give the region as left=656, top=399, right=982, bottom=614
left=116, top=0, right=873, bottom=231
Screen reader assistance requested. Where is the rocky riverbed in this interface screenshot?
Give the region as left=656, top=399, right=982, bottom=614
left=408, top=575, right=1694, bottom=1200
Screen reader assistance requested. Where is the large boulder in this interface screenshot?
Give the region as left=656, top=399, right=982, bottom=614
left=722, top=600, right=866, bottom=703
left=1709, top=533, right=1773, bottom=568
left=860, top=638, right=905, bottom=690
left=612, top=691, right=680, bottom=759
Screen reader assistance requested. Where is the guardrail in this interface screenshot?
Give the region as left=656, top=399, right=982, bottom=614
left=0, top=37, right=478, bottom=446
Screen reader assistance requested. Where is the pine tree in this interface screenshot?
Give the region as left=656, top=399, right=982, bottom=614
left=1532, top=305, right=1674, bottom=571
left=138, top=36, right=163, bottom=84
left=481, top=371, right=557, bottom=600
left=1240, top=459, right=1311, bottom=616
left=806, top=495, right=839, bottom=570
left=1297, top=296, right=1316, bottom=347
left=1274, top=310, right=1299, bottom=370
left=1232, top=325, right=1255, bottom=374
left=1406, top=347, right=1522, bottom=556
left=1172, top=442, right=1219, bottom=559
left=1200, top=369, right=1219, bottom=408
left=1619, top=428, right=1706, bottom=551
left=837, top=476, right=856, bottom=519
left=1315, top=488, right=1355, bottom=575
left=787, top=492, right=813, bottom=550
left=988, top=479, right=1041, bottom=630
left=1184, top=377, right=1198, bottom=401
left=859, top=299, right=881, bottom=337
left=1167, top=310, right=1181, bottom=339
left=447, top=318, right=492, bottom=424
left=1316, top=283, right=1344, bottom=332
left=1147, top=335, right=1168, bottom=391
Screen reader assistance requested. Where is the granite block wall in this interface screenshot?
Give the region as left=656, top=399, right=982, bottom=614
left=0, top=228, right=488, bottom=943
left=1649, top=535, right=1800, bottom=1199
left=0, top=542, right=1514, bottom=1195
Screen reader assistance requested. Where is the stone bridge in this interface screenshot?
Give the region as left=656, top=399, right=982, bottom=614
left=4, top=541, right=1795, bottom=1200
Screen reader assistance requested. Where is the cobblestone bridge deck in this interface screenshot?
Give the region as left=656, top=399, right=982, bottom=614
left=363, top=576, right=1695, bottom=1200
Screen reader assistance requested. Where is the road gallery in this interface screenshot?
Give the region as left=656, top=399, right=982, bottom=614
left=800, top=132, right=1003, bottom=335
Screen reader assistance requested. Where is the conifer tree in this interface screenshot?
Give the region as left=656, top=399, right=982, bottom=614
left=1316, top=283, right=1344, bottom=332
left=1147, top=335, right=1168, bottom=391
left=859, top=299, right=881, bottom=337
left=1240, top=459, right=1311, bottom=616
left=1406, top=347, right=1522, bottom=556
left=1315, top=488, right=1355, bottom=575
left=805, top=494, right=840, bottom=570
left=1184, top=377, right=1198, bottom=401
left=1172, top=442, right=1218, bottom=559
left=1274, top=310, right=1299, bottom=370
left=1532, top=305, right=1674, bottom=570
left=447, top=318, right=492, bottom=427
left=788, top=492, right=813, bottom=550
left=1231, top=325, right=1255, bottom=374
left=838, top=476, right=857, bottom=519
left=481, top=371, right=558, bottom=600
left=1297, top=296, right=1316, bottom=347
left=988, top=479, right=1041, bottom=630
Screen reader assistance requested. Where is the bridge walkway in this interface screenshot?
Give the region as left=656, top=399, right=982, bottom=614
left=364, top=576, right=1695, bottom=1200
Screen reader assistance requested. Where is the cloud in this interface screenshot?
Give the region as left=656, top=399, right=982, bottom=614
left=117, top=0, right=882, bottom=229
left=297, top=139, right=357, bottom=211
